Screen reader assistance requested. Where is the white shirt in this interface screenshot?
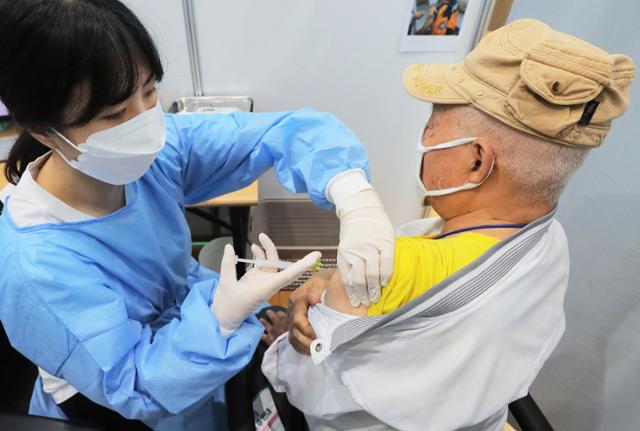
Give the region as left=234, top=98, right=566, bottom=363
left=8, top=153, right=95, bottom=227
left=263, top=213, right=569, bottom=431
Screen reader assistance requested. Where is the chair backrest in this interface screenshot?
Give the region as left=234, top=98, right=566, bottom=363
left=0, top=202, right=38, bottom=414
left=198, top=236, right=234, bottom=273
left=0, top=412, right=103, bottom=431
left=0, top=322, right=38, bottom=414
left=509, top=393, right=554, bottom=431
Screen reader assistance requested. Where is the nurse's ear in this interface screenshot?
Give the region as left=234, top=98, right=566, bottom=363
left=29, top=128, right=83, bottom=163
left=467, top=137, right=495, bottom=184
left=28, top=128, right=62, bottom=151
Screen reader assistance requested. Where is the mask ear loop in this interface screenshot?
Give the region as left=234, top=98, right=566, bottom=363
left=418, top=137, right=478, bottom=154
left=50, top=128, right=85, bottom=151
left=424, top=155, right=495, bottom=197
left=417, top=137, right=495, bottom=197
left=416, top=137, right=478, bottom=194
left=49, top=128, right=85, bottom=166
left=416, top=141, right=429, bottom=195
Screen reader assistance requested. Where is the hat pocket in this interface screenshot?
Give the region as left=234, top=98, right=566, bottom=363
left=504, top=53, right=612, bottom=140
left=519, top=56, right=606, bottom=105
left=505, top=78, right=587, bottom=137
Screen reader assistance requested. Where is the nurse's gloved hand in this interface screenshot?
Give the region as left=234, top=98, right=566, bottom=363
left=336, top=189, right=395, bottom=307
left=212, top=233, right=322, bottom=336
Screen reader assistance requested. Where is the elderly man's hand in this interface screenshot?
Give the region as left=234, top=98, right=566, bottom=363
left=288, top=269, right=334, bottom=355
left=260, top=309, right=288, bottom=346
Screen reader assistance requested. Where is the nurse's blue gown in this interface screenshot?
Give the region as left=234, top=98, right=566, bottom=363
left=0, top=109, right=369, bottom=430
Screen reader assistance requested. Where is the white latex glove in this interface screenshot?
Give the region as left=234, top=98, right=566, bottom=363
left=336, top=189, right=395, bottom=307
left=212, top=233, right=321, bottom=336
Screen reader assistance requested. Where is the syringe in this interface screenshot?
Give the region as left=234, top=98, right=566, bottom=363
left=236, top=257, right=292, bottom=269
left=236, top=257, right=324, bottom=272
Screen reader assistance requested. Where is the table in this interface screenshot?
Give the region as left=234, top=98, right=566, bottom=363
left=187, top=181, right=259, bottom=277
left=0, top=163, right=7, bottom=190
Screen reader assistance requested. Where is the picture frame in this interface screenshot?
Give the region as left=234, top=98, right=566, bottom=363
left=400, top=0, right=513, bottom=53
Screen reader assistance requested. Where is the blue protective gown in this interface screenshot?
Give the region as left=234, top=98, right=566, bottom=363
left=0, top=109, right=369, bottom=429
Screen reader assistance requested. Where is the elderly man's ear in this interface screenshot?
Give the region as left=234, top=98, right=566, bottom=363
left=468, top=138, right=495, bottom=183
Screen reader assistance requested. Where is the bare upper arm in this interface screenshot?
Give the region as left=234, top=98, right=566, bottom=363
left=323, top=269, right=369, bottom=316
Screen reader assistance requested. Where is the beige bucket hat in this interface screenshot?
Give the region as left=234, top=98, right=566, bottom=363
left=403, top=19, right=635, bottom=148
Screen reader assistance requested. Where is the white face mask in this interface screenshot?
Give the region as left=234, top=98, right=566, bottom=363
left=52, top=100, right=166, bottom=185
left=417, top=137, right=494, bottom=197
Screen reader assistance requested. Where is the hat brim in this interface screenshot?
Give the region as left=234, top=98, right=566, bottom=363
left=403, top=63, right=469, bottom=104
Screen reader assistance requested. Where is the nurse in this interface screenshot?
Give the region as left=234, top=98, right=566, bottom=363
left=0, top=0, right=394, bottom=429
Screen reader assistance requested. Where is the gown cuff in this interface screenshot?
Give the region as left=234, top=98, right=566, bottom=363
left=325, top=169, right=372, bottom=208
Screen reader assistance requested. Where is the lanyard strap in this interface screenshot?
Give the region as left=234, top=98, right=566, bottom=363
left=434, top=223, right=526, bottom=240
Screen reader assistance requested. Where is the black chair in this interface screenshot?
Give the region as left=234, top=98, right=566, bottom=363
left=0, top=201, right=39, bottom=415
left=0, top=413, right=103, bottom=431
left=225, top=306, right=309, bottom=431
left=0, top=319, right=39, bottom=415
left=509, top=393, right=554, bottom=431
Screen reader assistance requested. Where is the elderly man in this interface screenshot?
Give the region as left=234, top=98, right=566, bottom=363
left=263, top=19, right=635, bottom=431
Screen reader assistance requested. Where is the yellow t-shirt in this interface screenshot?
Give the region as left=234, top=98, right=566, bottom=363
left=367, top=232, right=500, bottom=316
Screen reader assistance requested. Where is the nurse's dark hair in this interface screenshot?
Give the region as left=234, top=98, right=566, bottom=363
left=0, top=0, right=164, bottom=184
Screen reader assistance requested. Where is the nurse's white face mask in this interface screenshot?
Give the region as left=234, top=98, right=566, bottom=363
left=52, top=100, right=166, bottom=185
left=417, top=137, right=494, bottom=197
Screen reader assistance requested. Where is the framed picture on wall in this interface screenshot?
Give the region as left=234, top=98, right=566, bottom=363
left=400, top=0, right=512, bottom=53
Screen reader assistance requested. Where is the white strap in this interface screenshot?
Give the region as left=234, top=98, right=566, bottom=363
left=417, top=136, right=477, bottom=153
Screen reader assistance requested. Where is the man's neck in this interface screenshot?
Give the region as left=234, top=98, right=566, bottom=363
left=440, top=206, right=552, bottom=239
left=36, top=152, right=125, bottom=217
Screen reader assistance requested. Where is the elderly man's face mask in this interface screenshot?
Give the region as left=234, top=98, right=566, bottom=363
left=416, top=137, right=495, bottom=197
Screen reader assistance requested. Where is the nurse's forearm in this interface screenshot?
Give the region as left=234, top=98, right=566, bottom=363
left=244, top=108, right=371, bottom=208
